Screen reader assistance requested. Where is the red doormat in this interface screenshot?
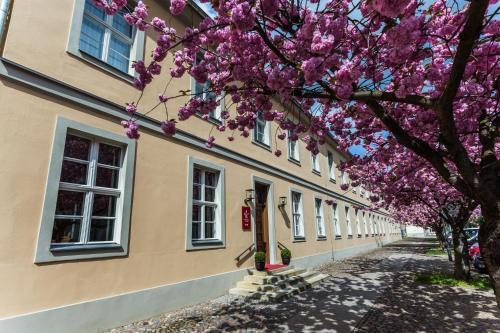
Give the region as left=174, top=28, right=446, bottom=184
left=265, top=263, right=287, bottom=271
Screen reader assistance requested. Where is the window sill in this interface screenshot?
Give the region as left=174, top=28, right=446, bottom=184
left=187, top=240, right=225, bottom=251
left=357, top=234, right=362, bottom=238
left=329, top=178, right=337, bottom=184
left=67, top=49, right=136, bottom=85
left=293, top=237, right=306, bottom=243
left=251, top=140, right=272, bottom=151
left=50, top=243, right=123, bottom=252
left=335, top=235, right=342, bottom=240
left=312, top=169, right=321, bottom=176
left=316, top=236, right=327, bottom=241
left=288, top=157, right=301, bottom=166
left=347, top=235, right=353, bottom=239
left=195, top=113, right=223, bottom=126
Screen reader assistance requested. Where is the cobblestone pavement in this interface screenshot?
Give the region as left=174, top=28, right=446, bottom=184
left=104, top=238, right=500, bottom=333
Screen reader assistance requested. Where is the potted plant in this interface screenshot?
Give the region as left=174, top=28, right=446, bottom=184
left=281, top=248, right=291, bottom=265
left=254, top=251, right=266, bottom=271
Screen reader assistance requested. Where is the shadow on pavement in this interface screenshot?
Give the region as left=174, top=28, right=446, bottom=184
left=205, top=238, right=500, bottom=333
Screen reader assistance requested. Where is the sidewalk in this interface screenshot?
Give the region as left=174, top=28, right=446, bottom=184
left=104, top=239, right=500, bottom=333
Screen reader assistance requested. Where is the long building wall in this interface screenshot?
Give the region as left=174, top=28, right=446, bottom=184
left=0, top=1, right=402, bottom=332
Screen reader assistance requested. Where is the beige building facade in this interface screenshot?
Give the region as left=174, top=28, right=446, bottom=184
left=0, top=1, right=402, bottom=332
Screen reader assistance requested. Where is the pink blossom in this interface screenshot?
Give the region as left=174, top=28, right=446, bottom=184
left=205, top=135, right=215, bottom=148
left=301, top=57, right=324, bottom=84
left=125, top=102, right=137, bottom=114
left=160, top=120, right=176, bottom=135
left=121, top=120, right=140, bottom=139
left=170, top=0, right=186, bottom=15
left=231, top=2, right=256, bottom=31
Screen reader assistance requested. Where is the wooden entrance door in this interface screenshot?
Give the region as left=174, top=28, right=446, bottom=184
left=255, top=183, right=270, bottom=263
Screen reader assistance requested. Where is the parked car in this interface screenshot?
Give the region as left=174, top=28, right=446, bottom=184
left=464, top=227, right=479, bottom=244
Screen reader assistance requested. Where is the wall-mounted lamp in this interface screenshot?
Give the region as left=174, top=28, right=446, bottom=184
left=279, top=196, right=287, bottom=207
left=244, top=189, right=255, bottom=204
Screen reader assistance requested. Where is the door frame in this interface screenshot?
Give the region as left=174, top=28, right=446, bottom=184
left=251, top=175, right=277, bottom=264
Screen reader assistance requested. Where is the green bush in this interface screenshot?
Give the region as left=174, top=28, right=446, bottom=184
left=281, top=248, right=291, bottom=257
left=254, top=251, right=266, bottom=262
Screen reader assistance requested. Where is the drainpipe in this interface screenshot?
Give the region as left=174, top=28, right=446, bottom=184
left=0, top=0, right=12, bottom=55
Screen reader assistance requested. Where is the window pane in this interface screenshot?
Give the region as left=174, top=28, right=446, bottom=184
left=55, top=190, right=85, bottom=216
left=96, top=167, right=120, bottom=188
left=289, top=140, right=297, bottom=159
left=292, top=193, right=300, bottom=213
left=192, top=222, right=201, bottom=239
left=108, top=35, right=131, bottom=73
left=205, top=206, right=215, bottom=222
left=205, top=171, right=216, bottom=186
left=84, top=0, right=105, bottom=19
left=80, top=16, right=105, bottom=59
left=92, top=194, right=117, bottom=217
left=98, top=143, right=121, bottom=166
left=192, top=204, right=201, bottom=221
left=194, top=81, right=204, bottom=97
left=64, top=134, right=91, bottom=160
left=205, top=222, right=215, bottom=239
left=52, top=219, right=81, bottom=243
left=293, top=215, right=300, bottom=235
left=112, top=11, right=133, bottom=37
left=60, top=160, right=88, bottom=184
left=193, top=184, right=201, bottom=200
left=193, top=168, right=201, bottom=184
left=89, top=219, right=115, bottom=241
left=205, top=187, right=215, bottom=202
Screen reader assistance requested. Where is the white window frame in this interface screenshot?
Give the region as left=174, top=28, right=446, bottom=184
left=186, top=156, right=225, bottom=250
left=363, top=211, right=369, bottom=236
left=345, top=206, right=353, bottom=237
left=252, top=111, right=271, bottom=148
left=369, top=214, right=375, bottom=236
left=355, top=208, right=362, bottom=237
left=35, top=117, right=136, bottom=263
left=332, top=203, right=342, bottom=238
left=314, top=197, right=326, bottom=239
left=67, top=0, right=145, bottom=80
left=311, top=153, right=321, bottom=174
left=327, top=151, right=336, bottom=181
left=290, top=188, right=305, bottom=240
left=287, top=130, right=300, bottom=163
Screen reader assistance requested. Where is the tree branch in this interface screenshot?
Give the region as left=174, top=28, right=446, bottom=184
left=434, top=0, right=489, bottom=186
left=364, top=99, right=474, bottom=198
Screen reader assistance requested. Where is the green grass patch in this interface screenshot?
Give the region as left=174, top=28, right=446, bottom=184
left=425, top=247, right=447, bottom=256
left=415, top=272, right=491, bottom=290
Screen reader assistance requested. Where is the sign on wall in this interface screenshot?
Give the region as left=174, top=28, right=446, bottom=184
left=242, top=206, right=251, bottom=230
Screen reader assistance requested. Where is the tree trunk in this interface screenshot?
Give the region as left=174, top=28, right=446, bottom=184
left=452, top=225, right=468, bottom=280
left=435, top=223, right=446, bottom=248
left=479, top=209, right=500, bottom=308
left=460, top=227, right=471, bottom=280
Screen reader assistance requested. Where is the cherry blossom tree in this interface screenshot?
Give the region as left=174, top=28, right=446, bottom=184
left=345, top=146, right=478, bottom=279
left=91, top=0, right=499, bottom=303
